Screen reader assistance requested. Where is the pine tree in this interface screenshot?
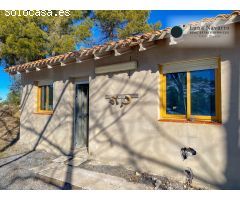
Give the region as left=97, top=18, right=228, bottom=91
left=0, top=10, right=93, bottom=66
left=94, top=11, right=161, bottom=42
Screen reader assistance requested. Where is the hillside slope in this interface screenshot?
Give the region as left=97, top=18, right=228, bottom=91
left=0, top=105, right=20, bottom=157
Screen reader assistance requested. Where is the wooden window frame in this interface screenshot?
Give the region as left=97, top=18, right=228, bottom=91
left=36, top=85, right=53, bottom=115
left=159, top=57, right=221, bottom=123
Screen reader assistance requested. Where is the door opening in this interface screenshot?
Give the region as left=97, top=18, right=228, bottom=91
left=74, top=83, right=89, bottom=149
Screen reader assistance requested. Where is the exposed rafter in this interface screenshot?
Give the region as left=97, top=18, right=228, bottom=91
left=60, top=61, right=66, bottom=66
left=93, top=53, right=100, bottom=60
left=76, top=57, right=82, bottom=63
left=139, top=43, right=146, bottom=51
left=114, top=48, right=121, bottom=56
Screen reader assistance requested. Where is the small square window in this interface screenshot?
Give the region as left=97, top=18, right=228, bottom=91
left=38, top=84, right=53, bottom=112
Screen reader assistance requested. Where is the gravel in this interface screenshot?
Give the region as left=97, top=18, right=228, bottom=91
left=0, top=150, right=61, bottom=190
left=79, top=160, right=203, bottom=190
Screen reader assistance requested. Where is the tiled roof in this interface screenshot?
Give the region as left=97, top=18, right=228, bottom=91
left=5, top=10, right=240, bottom=74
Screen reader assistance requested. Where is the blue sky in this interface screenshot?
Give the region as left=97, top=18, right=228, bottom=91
left=0, top=66, right=11, bottom=101
left=148, top=10, right=232, bottom=28
left=0, top=10, right=232, bottom=101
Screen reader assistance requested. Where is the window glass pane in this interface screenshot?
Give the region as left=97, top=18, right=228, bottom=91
left=40, top=86, right=47, bottom=110
left=191, top=69, right=215, bottom=116
left=48, top=85, right=53, bottom=110
left=166, top=72, right=187, bottom=115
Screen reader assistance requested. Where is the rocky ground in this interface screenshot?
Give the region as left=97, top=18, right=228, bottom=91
left=79, top=159, right=203, bottom=190
left=0, top=105, right=22, bottom=158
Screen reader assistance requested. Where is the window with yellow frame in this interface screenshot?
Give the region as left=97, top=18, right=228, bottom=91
left=37, top=84, right=53, bottom=114
left=160, top=57, right=221, bottom=123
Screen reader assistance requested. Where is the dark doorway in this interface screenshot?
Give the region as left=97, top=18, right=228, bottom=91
left=74, top=83, right=89, bottom=148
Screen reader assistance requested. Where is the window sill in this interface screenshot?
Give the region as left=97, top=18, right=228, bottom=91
left=159, top=119, right=222, bottom=126
left=34, top=111, right=53, bottom=115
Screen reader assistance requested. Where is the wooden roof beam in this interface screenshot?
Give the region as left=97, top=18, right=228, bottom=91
left=76, top=57, right=82, bottom=63
left=60, top=61, right=66, bottom=66
left=114, top=48, right=121, bottom=56
left=139, top=43, right=146, bottom=51
left=93, top=53, right=100, bottom=60
left=47, top=64, right=53, bottom=69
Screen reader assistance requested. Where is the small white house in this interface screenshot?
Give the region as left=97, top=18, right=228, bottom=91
left=5, top=11, right=240, bottom=189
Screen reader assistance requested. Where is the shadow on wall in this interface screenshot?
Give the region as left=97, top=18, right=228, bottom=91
left=218, top=57, right=240, bottom=189
left=1, top=55, right=240, bottom=190
left=89, top=58, right=240, bottom=189
left=89, top=72, right=211, bottom=185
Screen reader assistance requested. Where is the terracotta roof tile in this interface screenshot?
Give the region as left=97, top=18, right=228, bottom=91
left=5, top=10, right=240, bottom=74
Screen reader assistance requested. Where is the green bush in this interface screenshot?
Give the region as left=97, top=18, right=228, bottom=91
left=3, top=75, right=21, bottom=107
left=5, top=90, right=20, bottom=106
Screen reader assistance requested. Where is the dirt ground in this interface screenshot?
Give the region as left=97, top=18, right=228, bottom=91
left=0, top=106, right=58, bottom=189
left=0, top=151, right=201, bottom=190
left=79, top=159, right=203, bottom=190
left=0, top=105, right=66, bottom=189
left=0, top=151, right=62, bottom=189
left=0, top=105, right=23, bottom=158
